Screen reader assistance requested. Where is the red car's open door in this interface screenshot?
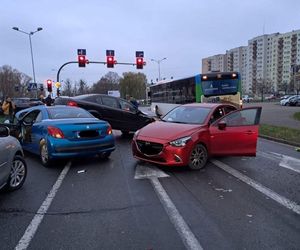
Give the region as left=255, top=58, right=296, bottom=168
left=209, top=107, right=262, bottom=156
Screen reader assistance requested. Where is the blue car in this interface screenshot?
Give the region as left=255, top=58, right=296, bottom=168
left=8, top=105, right=115, bottom=167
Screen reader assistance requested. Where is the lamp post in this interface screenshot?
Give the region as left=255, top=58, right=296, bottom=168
left=151, top=57, right=167, bottom=82
left=12, top=26, right=43, bottom=97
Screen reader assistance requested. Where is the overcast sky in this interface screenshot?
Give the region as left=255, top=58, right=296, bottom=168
left=1, top=0, right=299, bottom=86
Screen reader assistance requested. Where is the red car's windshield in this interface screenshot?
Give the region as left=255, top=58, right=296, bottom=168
left=162, top=106, right=211, bottom=124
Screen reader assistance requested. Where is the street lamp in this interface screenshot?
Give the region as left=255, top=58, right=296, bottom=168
left=151, top=57, right=167, bottom=81
left=12, top=26, right=43, bottom=97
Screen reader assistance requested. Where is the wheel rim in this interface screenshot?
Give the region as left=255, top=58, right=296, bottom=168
left=10, top=159, right=26, bottom=188
left=41, top=144, right=49, bottom=164
left=190, top=145, right=206, bottom=169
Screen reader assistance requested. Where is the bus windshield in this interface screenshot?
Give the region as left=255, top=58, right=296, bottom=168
left=202, top=79, right=239, bottom=96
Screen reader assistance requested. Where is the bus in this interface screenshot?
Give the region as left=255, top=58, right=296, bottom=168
left=149, top=71, right=242, bottom=116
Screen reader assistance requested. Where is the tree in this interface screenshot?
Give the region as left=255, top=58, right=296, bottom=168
left=0, top=65, right=31, bottom=99
left=256, top=78, right=272, bottom=101
left=119, top=72, right=147, bottom=100
left=61, top=78, right=73, bottom=96
left=91, top=72, right=120, bottom=94
left=77, top=79, right=89, bottom=95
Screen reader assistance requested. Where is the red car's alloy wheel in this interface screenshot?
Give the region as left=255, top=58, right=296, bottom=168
left=188, top=144, right=208, bottom=170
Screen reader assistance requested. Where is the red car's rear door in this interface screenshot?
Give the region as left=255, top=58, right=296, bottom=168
left=209, top=107, right=262, bottom=156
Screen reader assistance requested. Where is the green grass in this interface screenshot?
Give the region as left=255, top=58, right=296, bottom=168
left=259, top=124, right=300, bottom=145
left=293, top=112, right=300, bottom=121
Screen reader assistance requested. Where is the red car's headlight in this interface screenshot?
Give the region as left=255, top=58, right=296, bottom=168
left=169, top=136, right=191, bottom=147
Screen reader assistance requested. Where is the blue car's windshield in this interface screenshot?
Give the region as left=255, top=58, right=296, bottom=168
left=47, top=107, right=93, bottom=119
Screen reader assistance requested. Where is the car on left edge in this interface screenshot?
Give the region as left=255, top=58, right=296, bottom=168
left=5, top=105, right=115, bottom=167
left=0, top=125, right=27, bottom=192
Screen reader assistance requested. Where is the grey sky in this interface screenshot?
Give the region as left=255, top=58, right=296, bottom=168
left=1, top=0, right=299, bottom=86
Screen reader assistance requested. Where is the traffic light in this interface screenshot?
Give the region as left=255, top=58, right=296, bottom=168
left=136, top=57, right=144, bottom=69
left=106, top=56, right=115, bottom=68
left=78, top=55, right=86, bottom=67
left=106, top=50, right=115, bottom=68
left=47, top=79, right=52, bottom=92
left=136, top=51, right=144, bottom=69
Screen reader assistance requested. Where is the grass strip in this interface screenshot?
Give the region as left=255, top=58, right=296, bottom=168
left=293, top=112, right=300, bottom=121
left=260, top=124, right=300, bottom=145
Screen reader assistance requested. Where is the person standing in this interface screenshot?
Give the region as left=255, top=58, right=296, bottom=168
left=2, top=96, right=16, bottom=123
left=130, top=96, right=139, bottom=108
left=45, top=94, right=53, bottom=106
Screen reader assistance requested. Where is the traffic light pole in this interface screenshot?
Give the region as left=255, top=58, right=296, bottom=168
left=56, top=61, right=137, bottom=82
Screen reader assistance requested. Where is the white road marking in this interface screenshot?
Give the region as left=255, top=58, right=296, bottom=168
left=134, top=163, right=170, bottom=179
left=150, top=177, right=203, bottom=250
left=211, top=159, right=300, bottom=215
left=135, top=164, right=203, bottom=250
left=257, top=151, right=300, bottom=174
left=15, top=162, right=71, bottom=250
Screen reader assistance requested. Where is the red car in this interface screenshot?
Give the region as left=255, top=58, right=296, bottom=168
left=132, top=103, right=262, bottom=170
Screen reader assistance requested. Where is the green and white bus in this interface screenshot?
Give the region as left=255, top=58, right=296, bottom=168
left=149, top=71, right=242, bottom=116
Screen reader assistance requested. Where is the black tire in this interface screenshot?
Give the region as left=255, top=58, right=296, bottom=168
left=40, top=140, right=52, bottom=167
left=98, top=152, right=111, bottom=160
left=188, top=144, right=208, bottom=170
left=5, top=155, right=27, bottom=191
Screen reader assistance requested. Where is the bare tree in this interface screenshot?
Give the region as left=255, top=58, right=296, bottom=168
left=256, top=77, right=272, bottom=101
left=0, top=65, right=31, bottom=99
left=61, top=78, right=73, bottom=96
left=119, top=72, right=147, bottom=99
left=91, top=72, right=120, bottom=94
left=77, top=79, right=89, bottom=95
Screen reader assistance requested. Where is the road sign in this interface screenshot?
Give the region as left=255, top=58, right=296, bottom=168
left=77, top=49, right=86, bottom=55
left=106, top=50, right=115, bottom=56
left=136, top=51, right=144, bottom=58
left=28, top=82, right=37, bottom=91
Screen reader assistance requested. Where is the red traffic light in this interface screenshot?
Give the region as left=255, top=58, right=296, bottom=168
left=47, top=79, right=52, bottom=92
left=136, top=57, right=144, bottom=69
left=78, top=55, right=86, bottom=67
left=107, top=56, right=115, bottom=68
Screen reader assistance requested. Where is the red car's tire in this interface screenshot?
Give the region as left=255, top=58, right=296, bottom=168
left=188, top=144, right=208, bottom=170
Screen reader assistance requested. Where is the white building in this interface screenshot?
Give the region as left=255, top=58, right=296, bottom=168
left=226, top=46, right=248, bottom=92
left=202, top=29, right=300, bottom=95
left=202, top=54, right=227, bottom=73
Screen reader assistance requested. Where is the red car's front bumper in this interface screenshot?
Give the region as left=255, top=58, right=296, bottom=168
left=132, top=137, right=193, bottom=167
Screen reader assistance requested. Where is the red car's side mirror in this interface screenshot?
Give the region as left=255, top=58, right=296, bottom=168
left=218, top=120, right=227, bottom=130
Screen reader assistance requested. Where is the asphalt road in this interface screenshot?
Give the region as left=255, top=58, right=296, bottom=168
left=244, top=102, right=300, bottom=130
left=1, top=131, right=299, bottom=250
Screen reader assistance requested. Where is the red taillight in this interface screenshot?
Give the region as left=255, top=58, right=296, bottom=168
left=106, top=125, right=112, bottom=135
left=47, top=126, right=64, bottom=139
left=67, top=101, right=78, bottom=107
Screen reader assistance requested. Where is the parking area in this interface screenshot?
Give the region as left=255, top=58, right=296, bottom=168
left=244, top=102, right=300, bottom=129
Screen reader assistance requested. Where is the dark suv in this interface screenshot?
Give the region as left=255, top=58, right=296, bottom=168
left=54, top=94, right=154, bottom=134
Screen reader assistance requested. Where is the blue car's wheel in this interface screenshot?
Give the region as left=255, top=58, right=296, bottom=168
left=40, top=140, right=52, bottom=167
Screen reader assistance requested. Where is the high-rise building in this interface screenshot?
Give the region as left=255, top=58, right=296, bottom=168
left=202, top=29, right=300, bottom=95
left=202, top=54, right=227, bottom=73
left=226, top=46, right=248, bottom=92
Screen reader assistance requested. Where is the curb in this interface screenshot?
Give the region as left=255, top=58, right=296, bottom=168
left=259, top=134, right=300, bottom=148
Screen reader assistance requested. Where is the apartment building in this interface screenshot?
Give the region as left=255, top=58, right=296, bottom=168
left=226, top=46, right=248, bottom=92
left=202, top=54, right=227, bottom=73
left=202, top=29, right=300, bottom=95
